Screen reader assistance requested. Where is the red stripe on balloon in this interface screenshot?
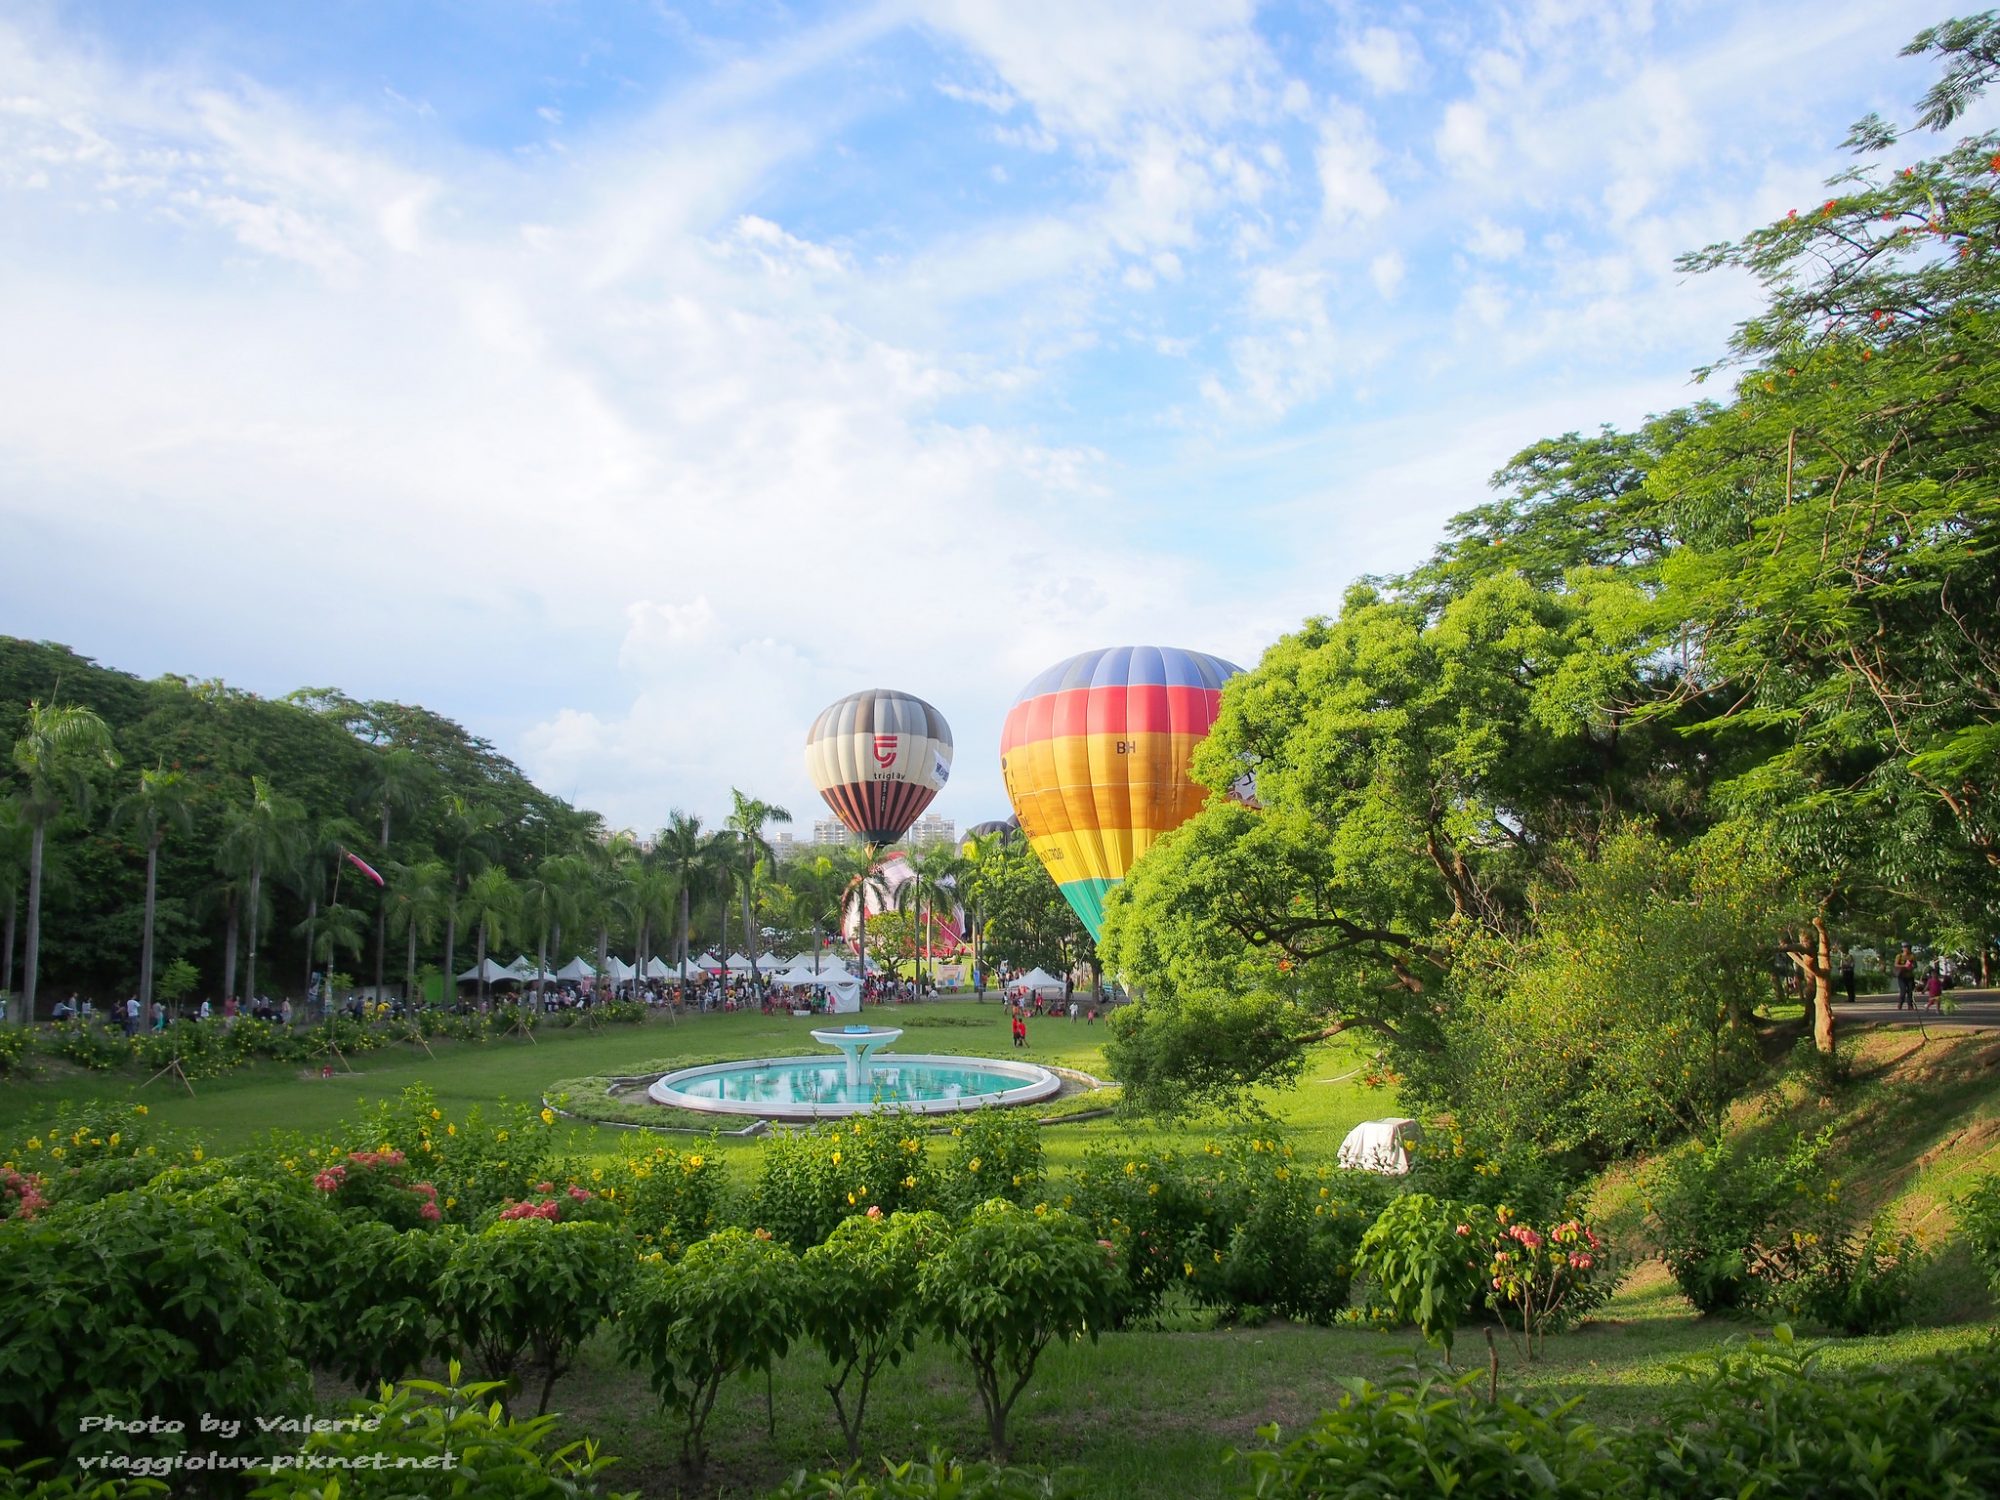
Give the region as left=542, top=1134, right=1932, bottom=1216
left=1000, top=684, right=1222, bottom=753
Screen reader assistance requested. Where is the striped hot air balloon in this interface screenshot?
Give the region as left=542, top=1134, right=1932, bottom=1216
left=806, top=689, right=954, bottom=844
left=1000, top=646, right=1242, bottom=940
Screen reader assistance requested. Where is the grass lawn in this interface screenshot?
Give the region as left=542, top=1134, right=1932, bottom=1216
left=10, top=1004, right=1999, bottom=1498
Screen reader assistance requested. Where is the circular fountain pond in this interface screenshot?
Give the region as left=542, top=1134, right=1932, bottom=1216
left=647, top=1025, right=1061, bottom=1120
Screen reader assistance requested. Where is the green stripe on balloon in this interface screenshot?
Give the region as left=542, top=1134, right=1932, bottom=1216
left=1057, top=876, right=1117, bottom=942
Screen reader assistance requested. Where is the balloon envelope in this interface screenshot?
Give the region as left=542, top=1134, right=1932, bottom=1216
left=1000, top=646, right=1241, bottom=940
left=807, top=688, right=953, bottom=844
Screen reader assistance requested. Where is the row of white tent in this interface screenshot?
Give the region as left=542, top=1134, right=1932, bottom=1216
left=457, top=952, right=874, bottom=1010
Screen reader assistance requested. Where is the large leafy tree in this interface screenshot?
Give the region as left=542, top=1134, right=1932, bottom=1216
left=976, top=839, right=1091, bottom=984
left=726, top=790, right=792, bottom=982
left=10, top=702, right=119, bottom=1021
left=462, top=865, right=521, bottom=1004
left=361, top=747, right=431, bottom=1002
left=218, top=776, right=308, bottom=1005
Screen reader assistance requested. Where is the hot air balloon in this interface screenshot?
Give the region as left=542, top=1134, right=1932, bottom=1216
left=1000, top=646, right=1242, bottom=941
left=806, top=689, right=954, bottom=844
left=962, top=817, right=1020, bottom=854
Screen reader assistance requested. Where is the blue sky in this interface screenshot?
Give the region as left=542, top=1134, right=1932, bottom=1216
left=0, top=0, right=1961, bottom=834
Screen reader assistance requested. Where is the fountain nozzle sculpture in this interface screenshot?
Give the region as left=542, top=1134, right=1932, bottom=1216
left=809, top=1025, right=904, bottom=1091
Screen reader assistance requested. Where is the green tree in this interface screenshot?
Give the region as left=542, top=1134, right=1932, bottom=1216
left=895, top=846, right=964, bottom=988
left=10, top=702, right=119, bottom=1022
left=437, top=795, right=504, bottom=992
left=361, top=747, right=430, bottom=1004
left=726, top=790, right=792, bottom=982
left=463, top=865, right=521, bottom=1005
left=654, top=810, right=718, bottom=994
left=975, top=836, right=1090, bottom=982
left=387, top=859, right=453, bottom=1004
left=108, top=764, right=193, bottom=1008
left=219, top=776, right=308, bottom=1005
left=0, top=801, right=28, bottom=999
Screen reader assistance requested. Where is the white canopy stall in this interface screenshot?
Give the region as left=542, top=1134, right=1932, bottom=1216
left=1007, top=967, right=1068, bottom=999
left=457, top=958, right=513, bottom=984
left=723, top=953, right=755, bottom=973
left=553, top=957, right=598, bottom=982
left=768, top=966, right=862, bottom=1013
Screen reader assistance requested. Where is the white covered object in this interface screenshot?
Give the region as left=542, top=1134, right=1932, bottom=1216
left=768, top=966, right=862, bottom=1012
left=1008, top=967, right=1067, bottom=998
left=693, top=952, right=723, bottom=972
left=604, top=956, right=637, bottom=982
left=1337, top=1118, right=1424, bottom=1175
left=724, top=953, right=755, bottom=972
left=553, top=956, right=598, bottom=981
left=642, top=956, right=675, bottom=979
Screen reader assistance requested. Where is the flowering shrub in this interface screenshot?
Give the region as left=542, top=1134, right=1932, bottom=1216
left=0, top=1025, right=30, bottom=1075
left=1958, top=1174, right=2000, bottom=1299
left=324, top=1219, right=462, bottom=1392
left=3, top=1102, right=174, bottom=1212
left=0, top=1167, right=48, bottom=1220
left=934, top=1108, right=1044, bottom=1219
left=607, top=1143, right=729, bottom=1254
left=1214, top=1162, right=1372, bottom=1325
left=309, top=1148, right=445, bottom=1230
left=758, top=1113, right=937, bottom=1249
left=1486, top=1210, right=1614, bottom=1358
left=1403, top=1130, right=1583, bottom=1225
left=356, top=1085, right=559, bottom=1224
left=1067, top=1143, right=1236, bottom=1325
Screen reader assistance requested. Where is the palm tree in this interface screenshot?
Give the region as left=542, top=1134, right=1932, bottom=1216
left=896, top=846, right=965, bottom=990
left=362, top=748, right=430, bottom=1006
left=110, top=765, right=195, bottom=1009
left=831, top=843, right=892, bottom=993
left=960, top=830, right=1007, bottom=996
left=462, top=865, right=521, bottom=1005
left=10, top=702, right=120, bottom=1023
left=387, top=859, right=452, bottom=1004
left=437, top=796, right=504, bottom=993
left=654, top=811, right=714, bottom=995
left=772, top=854, right=849, bottom=973
left=296, top=901, right=367, bottom=983
left=620, top=860, right=678, bottom=991
left=296, top=814, right=368, bottom=999
left=523, top=852, right=592, bottom=1003
left=589, top=833, right=639, bottom=995
left=219, top=777, right=308, bottom=1007
left=726, top=790, right=792, bottom=983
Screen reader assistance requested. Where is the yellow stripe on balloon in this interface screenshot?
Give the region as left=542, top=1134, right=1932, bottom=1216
left=1001, top=731, right=1211, bottom=842
left=1024, top=828, right=1167, bottom=888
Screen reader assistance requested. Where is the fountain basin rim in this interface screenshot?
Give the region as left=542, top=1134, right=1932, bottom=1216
left=647, top=1052, right=1061, bottom=1119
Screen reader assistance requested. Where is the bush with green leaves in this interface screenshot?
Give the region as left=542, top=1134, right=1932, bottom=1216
left=1639, top=1327, right=2000, bottom=1498
left=605, top=1141, right=730, bottom=1254
left=799, top=1209, right=952, bottom=1462
left=308, top=1147, right=446, bottom=1229
left=765, top=1451, right=1073, bottom=1500
left=0, top=1445, right=165, bottom=1499
left=326, top=1220, right=462, bottom=1391
left=0, top=1189, right=307, bottom=1466
left=1643, top=1128, right=1825, bottom=1315
left=244, top=1365, right=638, bottom=1500
left=933, top=1108, right=1045, bottom=1218
left=1486, top=1210, right=1616, bottom=1359
left=919, top=1200, right=1121, bottom=1462
left=757, top=1114, right=937, bottom=1249
left=1402, top=1130, right=1583, bottom=1226
left=1233, top=1370, right=1632, bottom=1499
left=42, top=1022, right=130, bottom=1071
left=1750, top=1206, right=1929, bottom=1336
left=0, top=1026, right=31, bottom=1075
left=1955, top=1173, right=2000, bottom=1299
left=434, top=1218, right=632, bottom=1414
left=618, top=1226, right=799, bottom=1471
left=1065, top=1143, right=1234, bottom=1326
left=1214, top=1160, right=1371, bottom=1325
left=4, top=1102, right=178, bottom=1213
left=355, top=1084, right=560, bottom=1224
left=1353, top=1193, right=1495, bottom=1358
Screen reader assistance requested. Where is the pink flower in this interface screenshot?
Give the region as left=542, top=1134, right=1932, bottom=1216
left=568, top=1185, right=592, bottom=1202
left=419, top=1202, right=442, bottom=1222
left=1455, top=1224, right=1470, bottom=1236
left=866, top=1205, right=883, bottom=1219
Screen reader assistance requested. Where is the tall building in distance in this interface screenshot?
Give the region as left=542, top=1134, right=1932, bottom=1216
left=905, top=812, right=956, bottom=848
left=812, top=818, right=853, bottom=847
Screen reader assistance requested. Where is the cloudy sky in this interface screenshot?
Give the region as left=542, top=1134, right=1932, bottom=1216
left=0, top=0, right=1953, bottom=835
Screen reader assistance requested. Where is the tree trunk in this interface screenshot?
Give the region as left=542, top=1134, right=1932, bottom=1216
left=302, top=894, right=318, bottom=999
left=443, top=909, right=457, bottom=1008
left=678, top=888, right=691, bottom=994
left=405, top=922, right=418, bottom=1006
left=222, top=888, right=240, bottom=1015
left=535, top=925, right=548, bottom=1007
left=374, top=807, right=390, bottom=1003
left=742, top=864, right=758, bottom=982
left=595, top=926, right=609, bottom=1001
left=139, top=838, right=160, bottom=1007
left=1793, top=920, right=1837, bottom=1055
left=21, top=822, right=45, bottom=1025
left=244, top=859, right=263, bottom=1004
left=477, top=923, right=488, bottom=1006
left=2, top=891, right=16, bottom=999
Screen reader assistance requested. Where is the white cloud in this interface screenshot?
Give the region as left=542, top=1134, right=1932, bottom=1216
left=1369, top=251, right=1405, bottom=298
left=1435, top=100, right=1496, bottom=173
left=1314, top=104, right=1390, bottom=229
left=1344, top=27, right=1422, bottom=94
left=1465, top=217, right=1525, bottom=260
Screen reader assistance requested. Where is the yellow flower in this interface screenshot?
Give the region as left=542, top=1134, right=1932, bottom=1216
left=902, top=1175, right=917, bottom=1189
left=539, top=1109, right=555, bottom=1126
left=108, top=1133, right=120, bottom=1148
left=445, top=1196, right=457, bottom=1209
left=134, top=1105, right=148, bottom=1115
left=831, top=1151, right=843, bottom=1165
left=1124, top=1161, right=1137, bottom=1175
left=497, top=1130, right=510, bottom=1142
left=191, top=1147, right=204, bottom=1162
left=1147, top=1183, right=1160, bottom=1196
left=25, top=1138, right=40, bottom=1152
left=969, top=1158, right=982, bottom=1173
left=688, top=1154, right=705, bottom=1170
left=430, top=1109, right=442, bottom=1120
left=446, top=1123, right=456, bottom=1136
left=1012, top=1174, right=1022, bottom=1187
left=592, top=1168, right=604, bottom=1182
left=1184, top=1261, right=1194, bottom=1278
left=50, top=1147, right=65, bottom=1160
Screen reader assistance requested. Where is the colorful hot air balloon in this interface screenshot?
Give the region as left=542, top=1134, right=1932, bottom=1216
left=962, top=817, right=1020, bottom=850
left=1000, top=646, right=1242, bottom=940
left=806, top=689, right=954, bottom=844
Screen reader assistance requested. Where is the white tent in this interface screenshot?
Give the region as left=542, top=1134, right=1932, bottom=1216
left=1008, top=967, right=1067, bottom=998
left=604, top=956, right=637, bottom=982
left=724, top=953, right=755, bottom=972
left=503, top=955, right=541, bottom=982
left=769, top=967, right=862, bottom=1013
left=642, top=956, right=675, bottom=980
left=693, top=952, right=723, bottom=972
left=457, top=958, right=513, bottom=984
left=553, top=956, right=597, bottom=982
left=1336, top=1118, right=1424, bottom=1175
left=784, top=953, right=822, bottom=971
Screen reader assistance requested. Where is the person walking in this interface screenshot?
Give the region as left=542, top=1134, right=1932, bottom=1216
left=1011, top=1010, right=1027, bottom=1049
left=1839, top=950, right=1856, bottom=1004
left=1924, top=966, right=1944, bottom=1012
left=1894, top=944, right=1917, bottom=1010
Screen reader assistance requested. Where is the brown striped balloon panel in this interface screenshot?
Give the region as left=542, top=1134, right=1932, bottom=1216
left=805, top=688, right=954, bottom=844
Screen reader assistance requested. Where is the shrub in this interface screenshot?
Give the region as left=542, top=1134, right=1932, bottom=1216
left=0, top=1026, right=31, bottom=1075
left=799, top=1209, right=951, bottom=1462
left=42, top=1023, right=129, bottom=1072
left=618, top=1226, right=798, bottom=1471
left=356, top=1085, right=559, bottom=1224
left=919, top=1201, right=1121, bottom=1461
left=434, top=1217, right=630, bottom=1414
left=1486, top=1210, right=1616, bottom=1359
left=0, top=1190, right=307, bottom=1466
left=1403, top=1132, right=1583, bottom=1225
left=934, top=1109, right=1044, bottom=1218
left=608, top=1141, right=729, bottom=1253
left=0, top=1445, right=165, bottom=1498
left=326, top=1220, right=462, bottom=1391
left=1214, top=1160, right=1371, bottom=1325
left=308, top=1148, right=445, bottom=1229
left=244, top=1364, right=638, bottom=1499
left=766, top=1451, right=1072, bottom=1499
left=0, top=1168, right=48, bottom=1221
left=1752, top=1209, right=1930, bottom=1336
left=1955, top=1174, right=2000, bottom=1298
left=1066, top=1144, right=1231, bottom=1326
left=1638, top=1327, right=2000, bottom=1498
left=6, top=1103, right=175, bottom=1213
left=1353, top=1194, right=1495, bottom=1358
left=758, top=1114, right=936, bottom=1249
left=1233, top=1370, right=1632, bottom=1499
left=1643, top=1128, right=1830, bottom=1315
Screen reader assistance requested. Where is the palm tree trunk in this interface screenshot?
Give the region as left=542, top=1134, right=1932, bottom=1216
left=742, top=865, right=758, bottom=982
left=678, top=888, right=691, bottom=994
left=595, top=926, right=609, bottom=1000
left=443, top=908, right=457, bottom=1006
left=535, top=925, right=548, bottom=1007
left=374, top=808, right=391, bottom=1003
left=302, top=894, right=318, bottom=999
left=405, top=922, right=418, bottom=1005
left=244, top=859, right=263, bottom=1004
left=20, top=821, right=46, bottom=1024
left=222, top=889, right=240, bottom=1016
left=139, top=838, right=160, bottom=1007
left=2, top=892, right=16, bottom=998
left=477, top=922, right=489, bottom=1006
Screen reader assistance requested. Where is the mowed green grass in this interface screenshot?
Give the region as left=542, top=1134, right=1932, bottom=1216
left=0, top=997, right=1386, bottom=1171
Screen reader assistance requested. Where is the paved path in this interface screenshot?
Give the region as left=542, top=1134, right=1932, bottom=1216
left=1831, top=986, right=2000, bottom=1030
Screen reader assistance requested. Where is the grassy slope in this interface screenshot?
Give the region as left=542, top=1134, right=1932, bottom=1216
left=13, top=1003, right=2000, bottom=1498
